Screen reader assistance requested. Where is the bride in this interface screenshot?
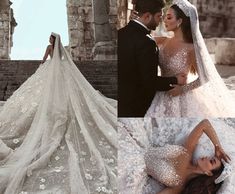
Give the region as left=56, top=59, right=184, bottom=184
left=0, top=33, right=117, bottom=194
left=142, top=0, right=235, bottom=117
left=145, top=119, right=230, bottom=194
left=118, top=118, right=235, bottom=194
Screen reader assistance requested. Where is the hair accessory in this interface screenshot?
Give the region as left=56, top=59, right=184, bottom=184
left=215, top=159, right=233, bottom=184
left=172, top=0, right=192, bottom=17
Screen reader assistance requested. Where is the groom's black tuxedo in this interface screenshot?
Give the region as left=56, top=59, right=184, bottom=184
left=118, top=20, right=177, bottom=117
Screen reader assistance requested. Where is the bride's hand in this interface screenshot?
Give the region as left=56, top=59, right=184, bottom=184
left=176, top=73, right=187, bottom=85
left=129, top=10, right=139, bottom=20
left=167, top=85, right=183, bottom=97
left=215, top=145, right=231, bottom=163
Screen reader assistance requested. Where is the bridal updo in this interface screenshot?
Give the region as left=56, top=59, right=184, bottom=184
left=171, top=4, right=193, bottom=44
left=181, top=164, right=224, bottom=194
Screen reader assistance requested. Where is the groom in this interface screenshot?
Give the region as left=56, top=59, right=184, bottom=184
left=118, top=0, right=186, bottom=117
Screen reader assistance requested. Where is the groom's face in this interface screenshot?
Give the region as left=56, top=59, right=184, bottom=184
left=146, top=10, right=163, bottom=30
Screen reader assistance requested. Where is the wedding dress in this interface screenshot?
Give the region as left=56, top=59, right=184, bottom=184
left=146, top=0, right=235, bottom=117
left=118, top=118, right=235, bottom=194
left=0, top=33, right=117, bottom=194
left=144, top=145, right=186, bottom=187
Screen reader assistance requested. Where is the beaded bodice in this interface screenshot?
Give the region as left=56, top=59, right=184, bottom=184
left=144, top=145, right=187, bottom=187
left=159, top=47, right=190, bottom=77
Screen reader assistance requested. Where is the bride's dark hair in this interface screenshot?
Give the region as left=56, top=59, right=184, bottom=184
left=171, top=4, right=193, bottom=44
left=50, top=34, right=56, bottom=49
left=181, top=164, right=224, bottom=194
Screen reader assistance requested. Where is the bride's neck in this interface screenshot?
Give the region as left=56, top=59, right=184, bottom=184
left=186, top=163, right=204, bottom=181
left=173, top=28, right=184, bottom=42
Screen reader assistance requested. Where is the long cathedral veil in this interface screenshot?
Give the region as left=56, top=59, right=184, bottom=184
left=0, top=33, right=117, bottom=193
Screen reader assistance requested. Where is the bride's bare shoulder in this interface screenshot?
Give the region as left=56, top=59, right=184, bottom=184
left=184, top=42, right=194, bottom=51
left=154, top=37, right=169, bottom=46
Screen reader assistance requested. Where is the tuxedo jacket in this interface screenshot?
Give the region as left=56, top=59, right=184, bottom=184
left=118, top=20, right=177, bottom=117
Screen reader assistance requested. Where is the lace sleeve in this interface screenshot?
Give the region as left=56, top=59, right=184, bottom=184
left=182, top=46, right=202, bottom=93
left=182, top=77, right=201, bottom=93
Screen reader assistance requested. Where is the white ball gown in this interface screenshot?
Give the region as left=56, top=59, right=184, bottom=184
left=118, top=118, right=235, bottom=194
left=0, top=33, right=117, bottom=194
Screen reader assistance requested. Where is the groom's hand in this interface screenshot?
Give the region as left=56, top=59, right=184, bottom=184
left=176, top=73, right=187, bottom=85
left=168, top=85, right=183, bottom=97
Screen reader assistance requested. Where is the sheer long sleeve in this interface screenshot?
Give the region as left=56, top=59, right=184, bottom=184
left=182, top=47, right=202, bottom=93
left=182, top=77, right=201, bottom=93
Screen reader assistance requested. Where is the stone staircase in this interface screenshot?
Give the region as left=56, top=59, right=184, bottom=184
left=0, top=60, right=117, bottom=101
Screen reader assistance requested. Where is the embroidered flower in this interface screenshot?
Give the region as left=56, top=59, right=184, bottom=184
left=85, top=173, right=93, bottom=180
left=39, top=184, right=45, bottom=190
left=13, top=138, right=20, bottom=144
left=55, top=156, right=60, bottom=161
left=40, top=178, right=46, bottom=183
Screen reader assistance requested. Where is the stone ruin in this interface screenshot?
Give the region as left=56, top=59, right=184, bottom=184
left=66, top=0, right=117, bottom=60
left=0, top=0, right=17, bottom=59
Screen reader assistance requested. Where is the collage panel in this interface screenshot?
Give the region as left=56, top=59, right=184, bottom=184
left=118, top=118, right=235, bottom=194
left=118, top=0, right=235, bottom=118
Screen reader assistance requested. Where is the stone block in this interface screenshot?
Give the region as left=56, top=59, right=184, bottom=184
left=205, top=38, right=235, bottom=66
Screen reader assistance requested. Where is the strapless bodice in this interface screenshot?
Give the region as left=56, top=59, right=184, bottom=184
left=144, top=144, right=187, bottom=187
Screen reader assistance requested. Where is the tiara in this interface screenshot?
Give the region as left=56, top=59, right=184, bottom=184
left=172, top=0, right=192, bottom=17
left=215, top=159, right=233, bottom=184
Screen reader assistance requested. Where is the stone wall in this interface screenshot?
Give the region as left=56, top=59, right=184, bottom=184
left=0, top=60, right=117, bottom=100
left=67, top=0, right=117, bottom=61
left=192, top=0, right=235, bottom=38
left=0, top=0, right=17, bottom=59
left=205, top=38, right=235, bottom=66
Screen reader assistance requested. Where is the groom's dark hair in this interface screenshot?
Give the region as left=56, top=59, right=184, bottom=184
left=135, top=0, right=165, bottom=15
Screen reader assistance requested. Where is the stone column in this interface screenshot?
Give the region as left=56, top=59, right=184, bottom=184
left=92, top=0, right=117, bottom=60
left=0, top=0, right=16, bottom=59
left=67, top=0, right=117, bottom=61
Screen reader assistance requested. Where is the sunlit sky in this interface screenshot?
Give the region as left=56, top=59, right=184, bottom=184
left=10, top=0, right=69, bottom=60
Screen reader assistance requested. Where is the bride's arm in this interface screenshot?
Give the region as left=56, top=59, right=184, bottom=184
left=181, top=48, right=201, bottom=93
left=41, top=45, right=51, bottom=64
left=184, top=119, right=230, bottom=162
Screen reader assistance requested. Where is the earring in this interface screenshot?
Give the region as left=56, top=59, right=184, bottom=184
left=177, top=23, right=180, bottom=28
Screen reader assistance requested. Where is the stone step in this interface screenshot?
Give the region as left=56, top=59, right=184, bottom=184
left=0, top=60, right=117, bottom=100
